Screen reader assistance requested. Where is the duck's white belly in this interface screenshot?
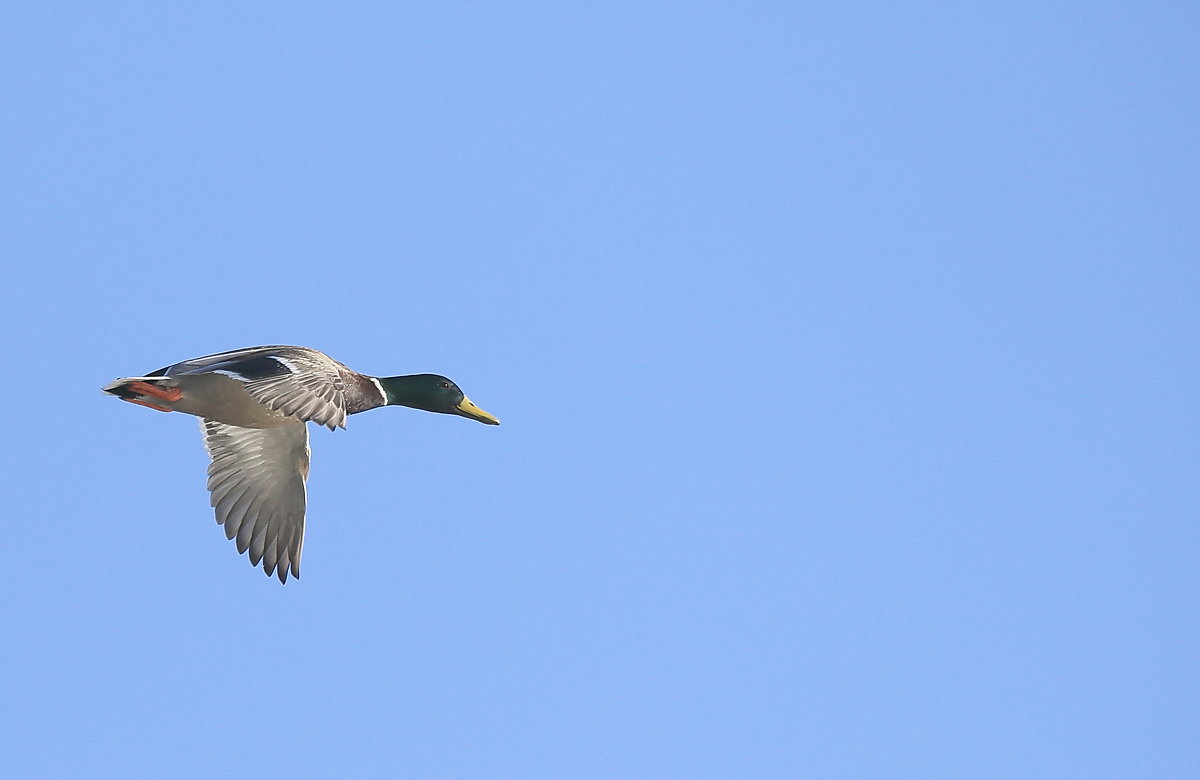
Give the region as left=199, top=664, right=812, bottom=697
left=168, top=374, right=300, bottom=429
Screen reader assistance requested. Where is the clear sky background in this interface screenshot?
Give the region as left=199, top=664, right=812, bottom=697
left=1, top=3, right=1196, bottom=778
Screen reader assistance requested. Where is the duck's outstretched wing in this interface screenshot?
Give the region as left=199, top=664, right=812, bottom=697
left=202, top=418, right=310, bottom=583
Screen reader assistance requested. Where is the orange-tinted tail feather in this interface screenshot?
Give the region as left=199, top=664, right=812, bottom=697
left=103, top=377, right=183, bottom=412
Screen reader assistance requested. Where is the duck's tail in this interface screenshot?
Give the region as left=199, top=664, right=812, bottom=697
left=103, top=376, right=182, bottom=412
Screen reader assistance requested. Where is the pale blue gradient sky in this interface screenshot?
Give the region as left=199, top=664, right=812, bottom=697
left=2, top=3, right=1196, bottom=778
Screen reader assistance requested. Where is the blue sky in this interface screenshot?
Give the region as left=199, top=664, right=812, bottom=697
left=2, top=2, right=1196, bottom=777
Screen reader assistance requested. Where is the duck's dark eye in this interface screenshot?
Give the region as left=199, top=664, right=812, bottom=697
left=439, top=381, right=451, bottom=389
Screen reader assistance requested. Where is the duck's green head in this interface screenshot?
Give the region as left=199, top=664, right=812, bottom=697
left=379, top=374, right=500, bottom=425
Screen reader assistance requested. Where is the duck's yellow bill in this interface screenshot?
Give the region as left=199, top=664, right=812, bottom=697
left=455, top=396, right=500, bottom=425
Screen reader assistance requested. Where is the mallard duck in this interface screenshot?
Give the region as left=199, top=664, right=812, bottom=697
left=103, top=346, right=499, bottom=583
